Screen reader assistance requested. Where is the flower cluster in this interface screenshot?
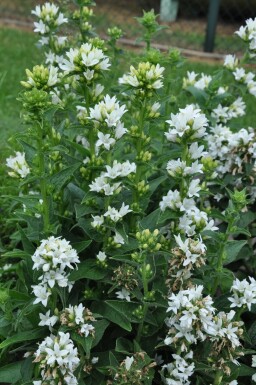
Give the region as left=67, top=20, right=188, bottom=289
left=164, top=285, right=243, bottom=380
left=31, top=236, right=80, bottom=306
left=108, top=352, right=155, bottom=385
left=21, top=65, right=59, bottom=90
left=161, top=105, right=217, bottom=237
left=89, top=160, right=136, bottom=195
left=162, top=351, right=195, bottom=385
left=60, top=304, right=95, bottom=337
left=119, top=61, right=164, bottom=96
left=6, top=151, right=30, bottom=178
left=207, top=124, right=256, bottom=178
left=167, top=234, right=206, bottom=291
left=60, top=42, right=110, bottom=81
left=236, top=17, right=256, bottom=57
left=183, top=71, right=212, bottom=90
left=165, top=105, right=208, bottom=142
left=33, top=331, right=79, bottom=385
left=32, top=2, right=68, bottom=34
left=228, top=277, right=256, bottom=311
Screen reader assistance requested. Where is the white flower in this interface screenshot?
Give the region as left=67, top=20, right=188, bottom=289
left=104, top=203, right=131, bottom=222
left=32, top=284, right=51, bottom=307
left=32, top=236, right=80, bottom=272
left=96, top=251, right=107, bottom=262
left=160, top=190, right=181, bottom=212
left=229, top=277, right=256, bottom=311
left=35, top=331, right=80, bottom=375
left=91, top=215, right=104, bottom=228
left=60, top=43, right=110, bottom=78
left=39, top=310, right=58, bottom=328
left=113, top=231, right=125, bottom=245
left=116, top=288, right=131, bottom=301
left=124, top=356, right=134, bottom=371
left=6, top=152, right=30, bottom=178
left=194, top=74, right=212, bottom=90
left=96, top=132, right=116, bottom=150
left=224, top=54, right=238, bottom=70
left=91, top=357, right=99, bottom=364
left=89, top=95, right=127, bottom=128
left=80, top=323, right=95, bottom=337
left=165, top=105, right=208, bottom=143
left=187, top=179, right=201, bottom=198
left=34, top=20, right=48, bottom=34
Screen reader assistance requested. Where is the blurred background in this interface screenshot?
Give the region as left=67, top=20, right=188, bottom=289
left=0, top=0, right=255, bottom=54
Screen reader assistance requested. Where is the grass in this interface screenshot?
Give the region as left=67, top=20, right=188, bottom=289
left=0, top=26, right=255, bottom=153
left=0, top=28, right=43, bottom=144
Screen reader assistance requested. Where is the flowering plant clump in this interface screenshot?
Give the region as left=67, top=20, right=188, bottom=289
left=2, top=3, right=256, bottom=385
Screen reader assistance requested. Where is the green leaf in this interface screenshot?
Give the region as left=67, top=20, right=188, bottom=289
left=148, top=176, right=167, bottom=196
left=2, top=250, right=31, bottom=260
left=0, top=361, right=23, bottom=383
left=238, top=211, right=256, bottom=228
left=20, top=357, right=34, bottom=383
left=9, top=290, right=30, bottom=302
left=92, top=319, right=110, bottom=348
left=17, top=225, right=36, bottom=255
left=48, top=162, right=81, bottom=191
left=18, top=140, right=36, bottom=165
left=72, top=333, right=93, bottom=356
left=72, top=240, right=92, bottom=253
left=247, top=321, right=256, bottom=346
left=68, top=259, right=107, bottom=281
left=115, top=337, right=133, bottom=354
left=91, top=301, right=132, bottom=332
left=0, top=328, right=46, bottom=350
left=109, top=351, right=119, bottom=368
left=224, top=240, right=248, bottom=265
left=139, top=208, right=161, bottom=231
left=186, top=85, right=208, bottom=104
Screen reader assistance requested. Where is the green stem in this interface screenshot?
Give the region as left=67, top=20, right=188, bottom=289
left=212, top=216, right=236, bottom=295
left=37, top=122, right=50, bottom=235
left=131, top=102, right=146, bottom=231
left=136, top=260, right=149, bottom=343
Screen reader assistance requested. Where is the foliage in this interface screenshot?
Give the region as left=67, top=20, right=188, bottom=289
left=1, top=3, right=256, bottom=385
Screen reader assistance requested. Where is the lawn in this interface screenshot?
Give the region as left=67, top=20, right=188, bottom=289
left=0, top=26, right=254, bottom=151
left=0, top=28, right=43, bottom=144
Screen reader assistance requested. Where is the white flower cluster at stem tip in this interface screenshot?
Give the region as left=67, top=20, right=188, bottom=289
left=59, top=43, right=110, bottom=81
left=32, top=2, right=68, bottom=34
left=31, top=236, right=80, bottom=307
left=118, top=62, right=165, bottom=92
left=161, top=105, right=217, bottom=237
left=33, top=331, right=79, bottom=385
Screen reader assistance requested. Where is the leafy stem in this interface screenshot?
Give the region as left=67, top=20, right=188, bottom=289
left=37, top=120, right=50, bottom=235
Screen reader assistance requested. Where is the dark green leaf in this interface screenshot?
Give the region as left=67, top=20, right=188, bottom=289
left=109, top=351, right=119, bottom=368
left=139, top=208, right=161, bottom=231
left=115, top=337, right=133, bottom=354
left=91, top=301, right=132, bottom=332
left=68, top=259, right=107, bottom=281
left=224, top=240, right=248, bottom=265
left=2, top=250, right=31, bottom=260
left=72, top=240, right=92, bottom=253
left=48, top=162, right=81, bottom=191
left=0, top=361, right=23, bottom=383
left=92, top=319, right=110, bottom=348
left=0, top=328, right=46, bottom=350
